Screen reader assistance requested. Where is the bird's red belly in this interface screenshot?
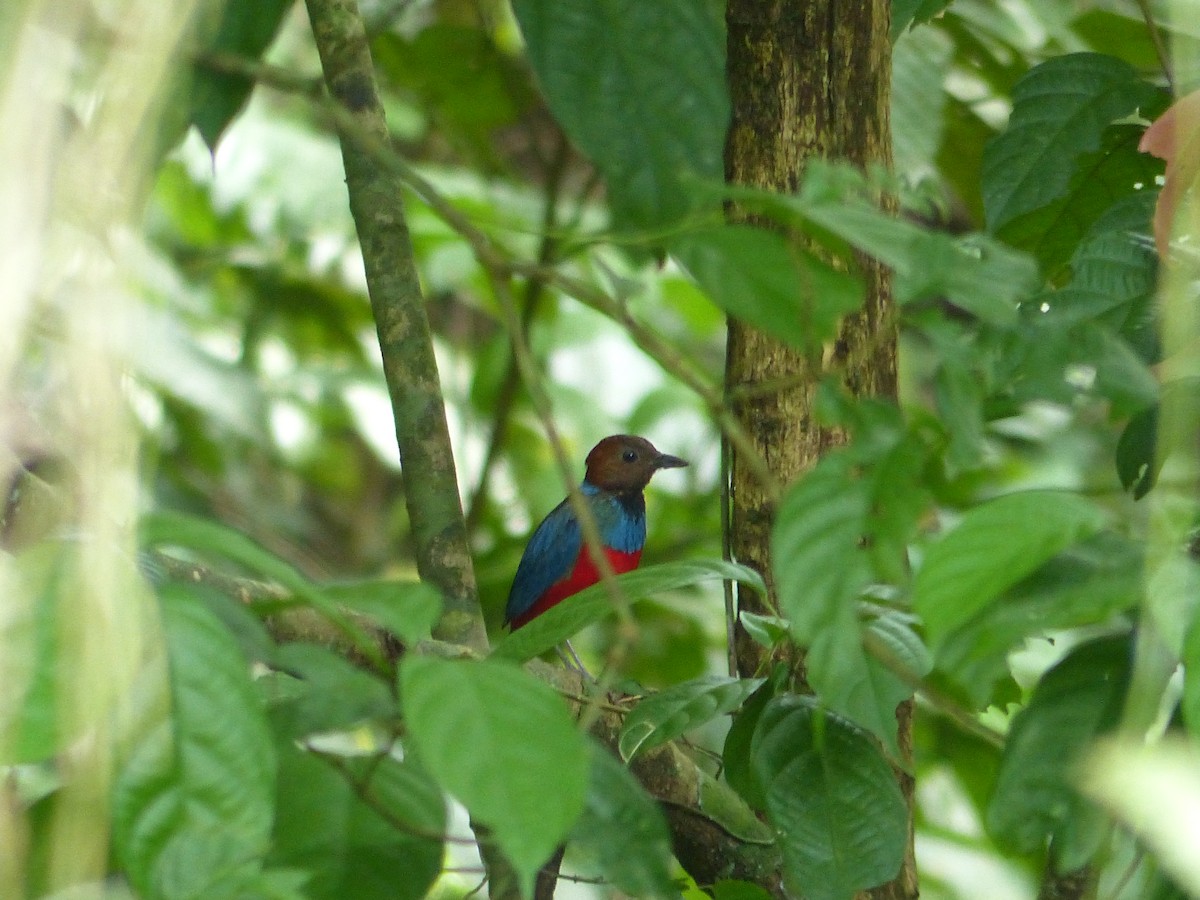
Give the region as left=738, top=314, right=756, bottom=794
left=509, top=547, right=642, bottom=629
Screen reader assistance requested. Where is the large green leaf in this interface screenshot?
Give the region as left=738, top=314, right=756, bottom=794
left=511, top=0, right=728, bottom=229
left=751, top=696, right=907, bottom=900
left=998, top=124, right=1162, bottom=277
left=807, top=610, right=930, bottom=760
left=936, top=533, right=1142, bottom=708
left=913, top=490, right=1108, bottom=648
left=982, top=54, right=1160, bottom=237
left=400, top=656, right=588, bottom=895
left=492, top=559, right=764, bottom=663
left=771, top=455, right=872, bottom=642
left=141, top=511, right=383, bottom=668
left=670, top=224, right=863, bottom=349
left=986, top=635, right=1131, bottom=854
left=619, top=675, right=765, bottom=761
left=112, top=584, right=276, bottom=899
left=794, top=192, right=1035, bottom=325
left=268, top=745, right=443, bottom=900
left=571, top=742, right=676, bottom=897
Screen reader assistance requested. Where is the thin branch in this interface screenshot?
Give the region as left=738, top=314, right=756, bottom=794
left=194, top=50, right=781, bottom=501
left=1133, top=0, right=1174, bottom=94
left=465, top=130, right=571, bottom=534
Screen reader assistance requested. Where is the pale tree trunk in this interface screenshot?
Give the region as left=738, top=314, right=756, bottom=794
left=724, top=2, right=917, bottom=898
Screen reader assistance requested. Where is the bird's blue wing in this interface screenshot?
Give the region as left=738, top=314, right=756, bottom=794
left=505, top=499, right=582, bottom=624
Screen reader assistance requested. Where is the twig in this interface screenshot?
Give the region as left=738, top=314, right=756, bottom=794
left=1133, top=0, right=1174, bottom=94
left=194, top=50, right=781, bottom=501
left=465, top=131, right=571, bottom=533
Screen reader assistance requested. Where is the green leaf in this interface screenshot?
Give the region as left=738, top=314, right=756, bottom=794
left=190, top=0, right=294, bottom=151
left=982, top=53, right=1160, bottom=236
left=936, top=533, right=1142, bottom=708
left=739, top=612, right=790, bottom=649
left=266, top=643, right=396, bottom=740
left=670, top=224, right=864, bottom=349
left=723, top=674, right=782, bottom=810
left=891, top=28, right=951, bottom=172
left=512, top=0, right=728, bottom=229
left=712, top=880, right=775, bottom=900
left=751, top=696, right=907, bottom=900
left=1116, top=378, right=1198, bottom=499
left=774, top=172, right=1037, bottom=325
left=891, top=0, right=954, bottom=39
left=323, top=579, right=442, bottom=646
left=986, top=635, right=1131, bottom=853
left=571, top=742, right=675, bottom=898
left=1, top=542, right=70, bottom=763
left=268, top=744, right=443, bottom=900
left=619, top=675, right=765, bottom=761
left=996, top=124, right=1163, bottom=278
left=805, top=607, right=913, bottom=760
left=771, top=455, right=872, bottom=642
left=492, top=559, right=764, bottom=663
left=141, top=511, right=383, bottom=668
left=913, top=490, right=1108, bottom=648
left=113, top=584, right=276, bottom=899
left=400, top=656, right=588, bottom=895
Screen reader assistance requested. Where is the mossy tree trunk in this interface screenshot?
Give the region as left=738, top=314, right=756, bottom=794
left=724, top=2, right=917, bottom=897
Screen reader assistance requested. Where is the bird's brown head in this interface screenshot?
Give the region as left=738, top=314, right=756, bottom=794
left=583, top=434, right=688, bottom=494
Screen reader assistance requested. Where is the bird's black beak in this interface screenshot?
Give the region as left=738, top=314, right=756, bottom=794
left=654, top=452, right=688, bottom=470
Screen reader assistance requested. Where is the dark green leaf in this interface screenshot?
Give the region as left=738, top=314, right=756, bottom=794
left=113, top=584, right=276, bottom=899
left=723, top=673, right=782, bottom=810
left=268, top=744, right=442, bottom=900
left=266, top=643, right=396, bottom=740
left=190, top=0, right=294, bottom=151
left=571, top=742, right=675, bottom=897
left=671, top=224, right=864, bottom=349
left=492, top=559, right=764, bottom=663
left=986, top=635, right=1131, bottom=853
left=400, top=656, right=588, bottom=895
left=892, top=0, right=954, bottom=40
left=752, top=697, right=907, bottom=900
left=712, top=880, right=775, bottom=900
left=982, top=53, right=1160, bottom=235
left=619, top=675, right=765, bottom=761
left=1117, top=379, right=1199, bottom=498
left=512, top=0, right=728, bottom=229
left=913, top=490, right=1108, bottom=648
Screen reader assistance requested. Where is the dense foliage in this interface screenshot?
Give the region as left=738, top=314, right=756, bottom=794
left=5, top=0, right=1200, bottom=898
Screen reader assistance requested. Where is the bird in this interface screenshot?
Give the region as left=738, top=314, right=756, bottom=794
left=505, top=435, right=688, bottom=632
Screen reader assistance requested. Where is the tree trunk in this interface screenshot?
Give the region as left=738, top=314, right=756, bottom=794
left=724, top=2, right=916, bottom=897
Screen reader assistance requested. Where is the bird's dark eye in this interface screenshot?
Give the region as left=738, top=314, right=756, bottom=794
left=622, top=449, right=638, bottom=463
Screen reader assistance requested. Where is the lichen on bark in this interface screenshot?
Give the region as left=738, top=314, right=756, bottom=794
left=304, top=0, right=487, bottom=653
